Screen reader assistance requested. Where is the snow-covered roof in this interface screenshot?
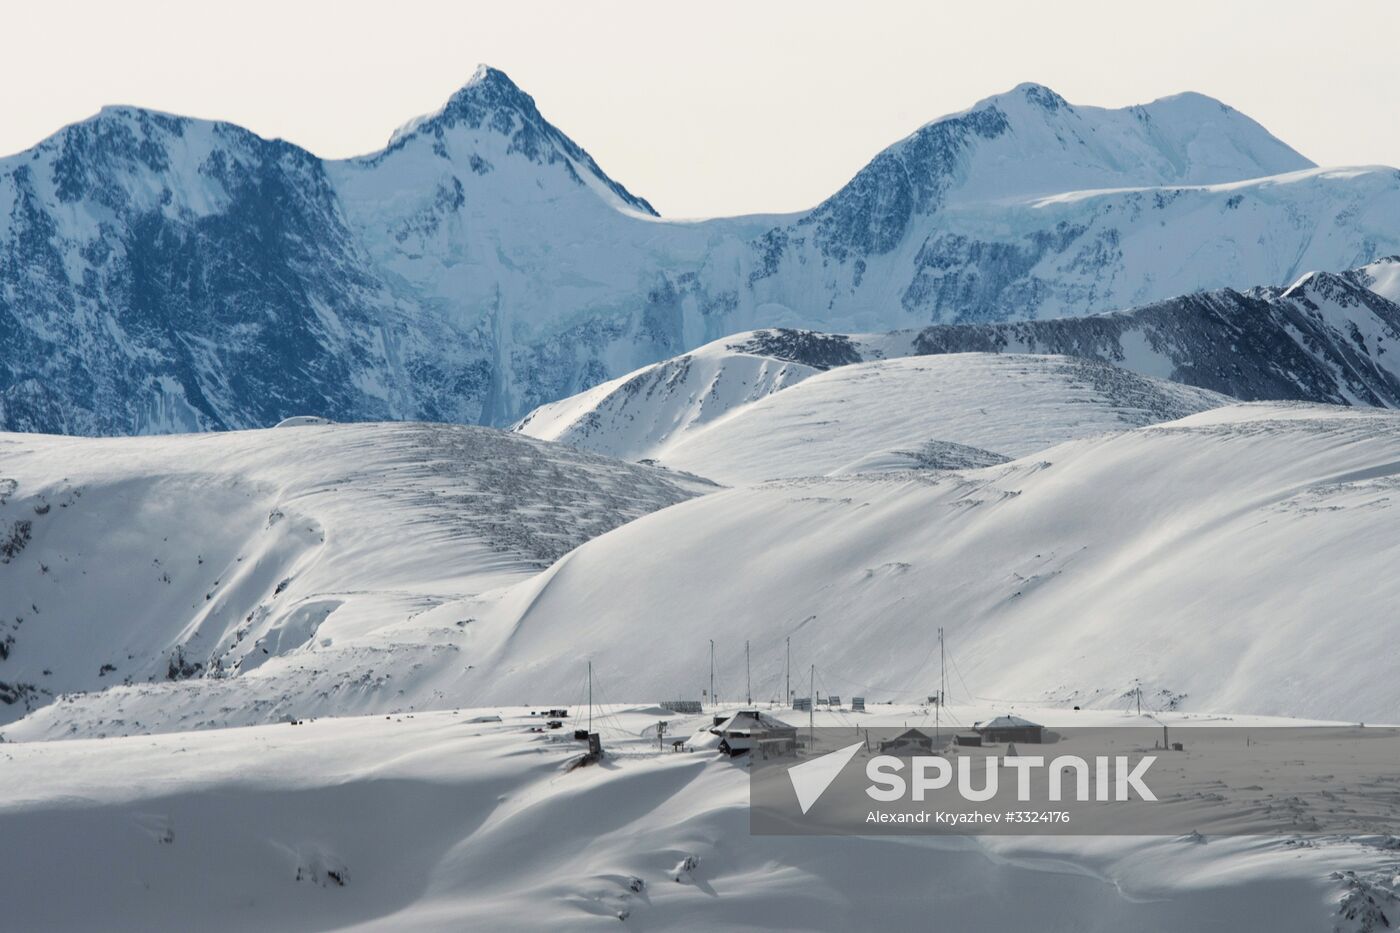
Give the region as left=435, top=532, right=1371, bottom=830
left=710, top=710, right=797, bottom=736
left=889, top=728, right=933, bottom=741
left=977, top=715, right=1043, bottom=730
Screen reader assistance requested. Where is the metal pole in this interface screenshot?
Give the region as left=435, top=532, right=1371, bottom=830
left=746, top=640, right=751, bottom=705
left=939, top=626, right=946, bottom=708
left=785, top=636, right=790, bottom=705
left=709, top=639, right=715, bottom=710
left=588, top=660, right=592, bottom=733
left=809, top=664, right=815, bottom=751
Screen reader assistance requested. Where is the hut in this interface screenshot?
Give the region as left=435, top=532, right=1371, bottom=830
left=709, top=709, right=799, bottom=756
left=878, top=728, right=935, bottom=754
left=974, top=715, right=1044, bottom=744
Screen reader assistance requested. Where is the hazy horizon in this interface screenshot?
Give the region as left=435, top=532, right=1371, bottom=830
left=7, top=0, right=1398, bottom=217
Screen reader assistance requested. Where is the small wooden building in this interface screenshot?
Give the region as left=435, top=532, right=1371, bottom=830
left=975, top=715, right=1044, bottom=744
left=878, top=728, right=935, bottom=754
left=710, top=710, right=799, bottom=756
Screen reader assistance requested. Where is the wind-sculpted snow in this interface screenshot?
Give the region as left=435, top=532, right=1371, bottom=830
left=0, top=422, right=711, bottom=731
left=486, top=404, right=1400, bottom=724
left=4, top=70, right=1398, bottom=435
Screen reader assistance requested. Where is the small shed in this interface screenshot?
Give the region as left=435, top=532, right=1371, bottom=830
left=709, top=709, right=799, bottom=757
left=975, top=715, right=1044, bottom=744
left=879, top=728, right=935, bottom=754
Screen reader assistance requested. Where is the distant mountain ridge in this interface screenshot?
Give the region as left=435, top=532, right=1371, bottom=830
left=516, top=257, right=1400, bottom=461
left=5, top=67, right=1400, bottom=435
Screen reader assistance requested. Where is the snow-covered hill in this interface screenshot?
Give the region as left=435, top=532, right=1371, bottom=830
left=11, top=401, right=1400, bottom=739
left=492, top=404, right=1400, bottom=723
left=0, top=422, right=711, bottom=728
left=522, top=351, right=1227, bottom=484
left=7, top=70, right=1400, bottom=435
left=512, top=342, right=824, bottom=463
left=4, top=704, right=1395, bottom=932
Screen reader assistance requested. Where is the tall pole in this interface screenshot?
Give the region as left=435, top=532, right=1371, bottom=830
left=939, top=626, right=946, bottom=708
left=935, top=627, right=946, bottom=745
left=809, top=664, right=815, bottom=751
left=1136, top=685, right=1142, bottom=716
left=588, top=660, right=593, bottom=733
left=785, top=636, right=791, bottom=706
left=709, top=639, right=715, bottom=710
left=745, top=640, right=751, bottom=705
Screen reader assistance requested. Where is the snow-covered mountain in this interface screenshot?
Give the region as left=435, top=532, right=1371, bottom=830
left=912, top=258, right=1400, bottom=406
left=516, top=257, right=1400, bottom=462
left=7, top=69, right=1400, bottom=435
left=0, top=421, right=711, bottom=728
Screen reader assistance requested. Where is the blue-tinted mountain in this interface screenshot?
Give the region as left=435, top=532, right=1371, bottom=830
left=5, top=69, right=1400, bottom=434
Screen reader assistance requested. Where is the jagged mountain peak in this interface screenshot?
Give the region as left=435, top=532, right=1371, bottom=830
left=400, top=64, right=537, bottom=141
left=1282, top=268, right=1400, bottom=314
left=793, top=80, right=1315, bottom=264
left=376, top=64, right=656, bottom=215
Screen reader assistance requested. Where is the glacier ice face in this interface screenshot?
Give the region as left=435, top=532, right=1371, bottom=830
left=3, top=68, right=1398, bottom=436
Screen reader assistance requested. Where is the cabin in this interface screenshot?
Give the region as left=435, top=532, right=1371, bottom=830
left=878, top=728, right=935, bottom=754
left=975, top=715, right=1044, bottom=744
left=709, top=709, right=799, bottom=757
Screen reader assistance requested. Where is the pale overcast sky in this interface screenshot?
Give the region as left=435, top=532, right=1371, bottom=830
left=5, top=1, right=1397, bottom=217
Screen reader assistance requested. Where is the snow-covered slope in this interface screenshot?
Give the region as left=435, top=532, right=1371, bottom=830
left=6, top=71, right=1400, bottom=435
left=17, top=402, right=1400, bottom=738
left=1346, top=254, right=1400, bottom=303
left=525, top=353, right=1227, bottom=484
left=6, top=705, right=1394, bottom=932
left=485, top=404, right=1400, bottom=723
left=511, top=341, right=823, bottom=462
left=0, top=422, right=711, bottom=728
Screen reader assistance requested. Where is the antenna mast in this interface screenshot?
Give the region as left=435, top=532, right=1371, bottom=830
left=709, top=639, right=715, bottom=710
left=785, top=636, right=791, bottom=706
left=937, top=627, right=945, bottom=745
left=939, top=626, right=946, bottom=708
left=745, top=640, right=751, bottom=705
